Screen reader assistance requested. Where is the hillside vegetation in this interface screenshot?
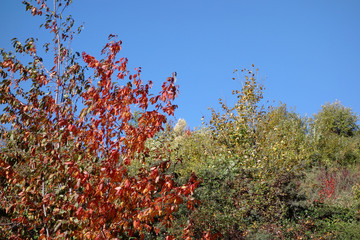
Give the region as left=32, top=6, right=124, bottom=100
left=1, top=1, right=360, bottom=239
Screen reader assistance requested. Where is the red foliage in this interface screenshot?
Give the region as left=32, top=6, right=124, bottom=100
left=0, top=1, right=199, bottom=239
left=316, top=171, right=336, bottom=203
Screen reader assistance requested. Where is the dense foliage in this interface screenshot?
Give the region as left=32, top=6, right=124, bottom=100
left=1, top=1, right=360, bottom=239
left=161, top=70, right=360, bottom=239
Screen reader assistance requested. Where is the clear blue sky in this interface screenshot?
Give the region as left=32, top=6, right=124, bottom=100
left=1, top=0, right=360, bottom=128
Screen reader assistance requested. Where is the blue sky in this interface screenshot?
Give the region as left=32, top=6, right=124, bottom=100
left=1, top=0, right=360, bottom=128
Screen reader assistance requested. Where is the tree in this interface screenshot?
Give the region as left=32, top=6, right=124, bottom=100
left=311, top=101, right=360, bottom=165
left=177, top=69, right=310, bottom=238
left=312, top=100, right=359, bottom=137
left=0, top=1, right=199, bottom=239
left=255, top=104, right=312, bottom=174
